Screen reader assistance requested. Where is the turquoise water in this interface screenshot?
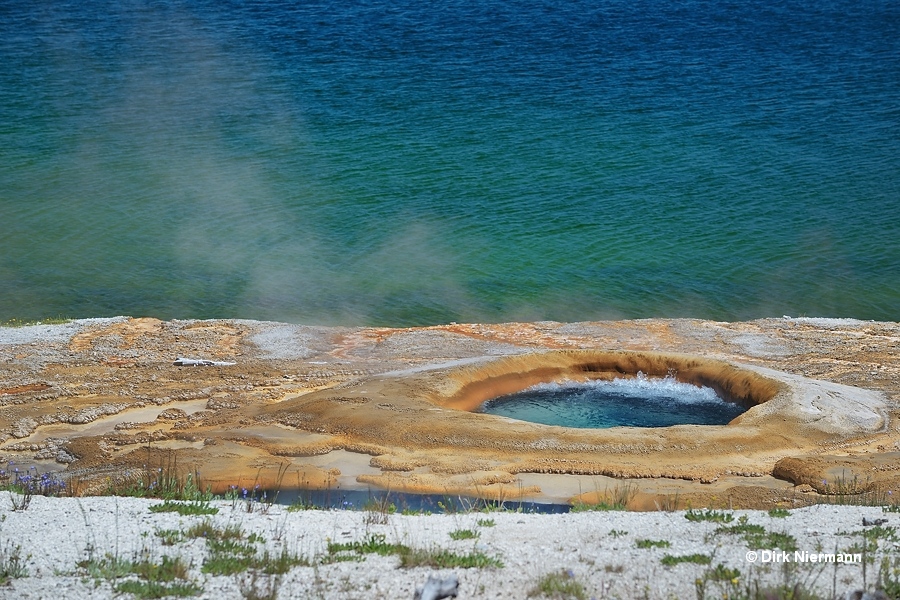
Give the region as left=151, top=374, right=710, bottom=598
left=2, top=0, right=899, bottom=326
left=478, top=377, right=746, bottom=428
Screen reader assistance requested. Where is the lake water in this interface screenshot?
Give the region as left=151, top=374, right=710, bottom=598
left=2, top=0, right=898, bottom=326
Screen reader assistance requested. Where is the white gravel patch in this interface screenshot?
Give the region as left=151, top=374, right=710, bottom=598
left=1, top=495, right=897, bottom=599
left=0, top=318, right=128, bottom=346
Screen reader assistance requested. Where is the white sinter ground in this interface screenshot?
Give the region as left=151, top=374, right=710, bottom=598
left=1, top=494, right=897, bottom=599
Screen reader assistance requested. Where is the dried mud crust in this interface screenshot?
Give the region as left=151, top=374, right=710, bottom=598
left=1, top=316, right=898, bottom=508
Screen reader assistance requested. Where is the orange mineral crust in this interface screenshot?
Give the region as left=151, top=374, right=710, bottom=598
left=1, top=317, right=897, bottom=508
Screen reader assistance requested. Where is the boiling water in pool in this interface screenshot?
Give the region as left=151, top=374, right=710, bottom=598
left=477, top=374, right=746, bottom=428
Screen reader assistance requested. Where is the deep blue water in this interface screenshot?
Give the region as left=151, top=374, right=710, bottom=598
left=2, top=0, right=898, bottom=325
left=478, top=376, right=746, bottom=428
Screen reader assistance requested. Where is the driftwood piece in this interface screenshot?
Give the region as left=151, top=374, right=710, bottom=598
left=173, top=357, right=237, bottom=367
left=413, top=574, right=459, bottom=600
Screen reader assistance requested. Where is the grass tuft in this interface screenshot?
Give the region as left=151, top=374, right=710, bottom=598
left=149, top=500, right=218, bottom=516
left=635, top=539, right=671, bottom=549
left=155, top=529, right=184, bottom=546
left=325, top=532, right=501, bottom=569
left=528, top=569, right=588, bottom=599
left=685, top=509, right=734, bottom=523
left=79, top=552, right=201, bottom=599
left=0, top=540, right=28, bottom=584
left=184, top=520, right=244, bottom=541
left=115, top=579, right=202, bottom=599
left=107, top=451, right=211, bottom=502
left=186, top=520, right=305, bottom=576
left=362, top=495, right=397, bottom=525
left=238, top=571, right=282, bottom=600
left=716, top=516, right=798, bottom=552
left=398, top=547, right=503, bottom=569
left=326, top=533, right=409, bottom=558
left=661, top=553, right=711, bottom=566
left=449, top=528, right=480, bottom=541
left=78, top=554, right=133, bottom=580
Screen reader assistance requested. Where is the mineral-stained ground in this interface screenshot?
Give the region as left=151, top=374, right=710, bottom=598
left=1, top=316, right=898, bottom=509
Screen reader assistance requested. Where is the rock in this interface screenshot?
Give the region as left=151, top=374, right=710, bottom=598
left=157, top=408, right=188, bottom=421
left=413, top=574, right=459, bottom=600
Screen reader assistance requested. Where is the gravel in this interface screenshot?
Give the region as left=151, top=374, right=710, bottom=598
left=2, top=495, right=897, bottom=599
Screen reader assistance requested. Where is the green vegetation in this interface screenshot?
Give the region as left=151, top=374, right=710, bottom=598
left=362, top=497, right=397, bottom=525
left=184, top=520, right=247, bottom=542
left=78, top=554, right=134, bottom=580
left=238, top=571, right=282, bottom=600
left=181, top=521, right=303, bottom=576
left=115, top=554, right=200, bottom=599
left=325, top=532, right=502, bottom=568
left=115, top=579, right=202, bottom=599
left=705, top=563, right=740, bottom=582
left=78, top=553, right=201, bottom=599
left=635, top=539, right=670, bottom=549
left=878, top=557, right=900, bottom=599
left=715, top=517, right=765, bottom=536
left=108, top=452, right=212, bottom=502
left=0, top=541, right=28, bottom=584
left=154, top=529, right=184, bottom=546
left=202, top=539, right=259, bottom=576
left=767, top=508, right=791, bottom=518
left=1, top=463, right=68, bottom=510
left=401, top=507, right=430, bottom=516
left=476, top=518, right=495, bottom=527
left=839, top=524, right=897, bottom=554
left=399, top=547, right=503, bottom=569
left=286, top=499, right=317, bottom=512
left=449, top=528, right=480, bottom=541
left=814, top=473, right=900, bottom=508
left=661, top=553, right=711, bottom=566
left=326, top=533, right=409, bottom=559
left=148, top=500, right=218, bottom=516
left=695, top=564, right=821, bottom=600
left=716, top=517, right=798, bottom=552
left=528, top=569, right=588, bottom=599
left=685, top=509, right=734, bottom=523
left=858, top=525, right=898, bottom=543
left=203, top=543, right=305, bottom=576
left=130, top=554, right=191, bottom=583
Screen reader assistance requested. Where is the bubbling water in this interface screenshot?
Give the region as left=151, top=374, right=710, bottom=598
left=477, top=373, right=747, bottom=428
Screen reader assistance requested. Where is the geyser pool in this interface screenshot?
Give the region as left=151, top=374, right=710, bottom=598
left=477, top=374, right=747, bottom=428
